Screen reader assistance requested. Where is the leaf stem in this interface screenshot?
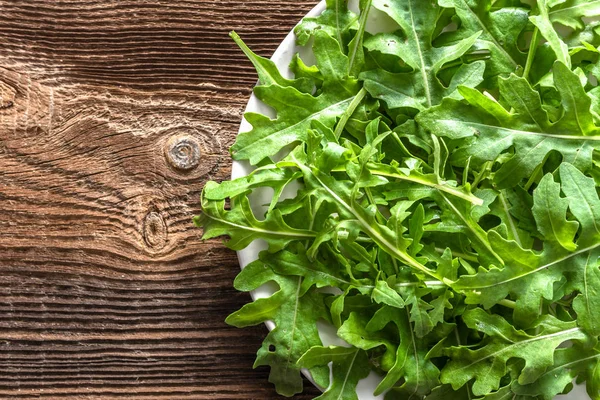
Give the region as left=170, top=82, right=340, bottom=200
left=498, top=298, right=516, bottom=309
left=335, top=88, right=368, bottom=140
left=348, top=0, right=372, bottom=75
left=524, top=161, right=544, bottom=191
left=498, top=191, right=522, bottom=247
left=390, top=131, right=415, bottom=158
left=365, top=187, right=386, bottom=224
left=523, top=27, right=539, bottom=81
left=331, top=165, right=483, bottom=205
left=355, top=236, right=375, bottom=243
left=305, top=196, right=317, bottom=249
left=453, top=327, right=473, bottom=400
left=434, top=247, right=478, bottom=263
left=394, top=280, right=445, bottom=289
left=472, top=161, right=492, bottom=189
left=440, top=194, right=505, bottom=266
left=365, top=164, right=484, bottom=206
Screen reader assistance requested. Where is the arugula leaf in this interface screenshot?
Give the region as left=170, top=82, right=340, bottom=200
left=337, top=312, right=397, bottom=370
left=511, top=345, right=600, bottom=400
left=453, top=168, right=600, bottom=326
left=225, top=260, right=330, bottom=396
left=559, top=164, right=600, bottom=336
left=361, top=0, right=483, bottom=110
left=195, top=190, right=315, bottom=253
left=438, top=0, right=528, bottom=78
left=203, top=165, right=302, bottom=212
left=372, top=279, right=406, bottom=308
left=530, top=0, right=571, bottom=67
left=295, top=0, right=358, bottom=47
left=231, top=31, right=360, bottom=164
left=368, top=306, right=441, bottom=397
left=549, top=0, right=600, bottom=30
left=417, top=61, right=600, bottom=188
left=532, top=170, right=579, bottom=252
left=259, top=246, right=358, bottom=295
left=297, top=346, right=371, bottom=400
left=441, top=308, right=590, bottom=396
left=230, top=31, right=314, bottom=93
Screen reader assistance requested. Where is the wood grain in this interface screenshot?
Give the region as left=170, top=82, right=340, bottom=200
left=0, top=1, right=321, bottom=398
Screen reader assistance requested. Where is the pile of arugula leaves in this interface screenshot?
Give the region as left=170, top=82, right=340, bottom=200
left=195, top=0, right=600, bottom=398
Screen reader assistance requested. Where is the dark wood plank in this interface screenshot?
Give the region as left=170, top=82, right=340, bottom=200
left=0, top=1, right=321, bottom=398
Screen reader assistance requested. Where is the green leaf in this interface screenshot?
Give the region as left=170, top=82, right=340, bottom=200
left=203, top=165, right=302, bottom=212
left=297, top=346, right=371, bottom=400
left=369, top=306, right=441, bottom=397
left=441, top=308, right=590, bottom=396
left=453, top=168, right=600, bottom=324
left=559, top=162, right=600, bottom=242
left=195, top=191, right=315, bottom=253
left=405, top=289, right=435, bottom=338
left=532, top=173, right=579, bottom=252
left=338, top=312, right=397, bottom=369
left=295, top=0, right=358, bottom=47
left=417, top=62, right=600, bottom=188
left=438, top=0, right=528, bottom=78
left=225, top=260, right=330, bottom=396
left=231, top=31, right=360, bottom=164
left=290, top=53, right=323, bottom=87
left=572, top=258, right=600, bottom=336
left=511, top=345, right=600, bottom=400
left=372, top=279, right=406, bottom=309
left=589, top=357, right=600, bottom=400
left=260, top=246, right=357, bottom=295
left=230, top=31, right=314, bottom=93
left=428, top=289, right=453, bottom=329
left=553, top=62, right=599, bottom=135
left=530, top=0, right=571, bottom=67
left=489, top=190, right=531, bottom=248
left=409, top=203, right=425, bottom=256
left=361, top=0, right=483, bottom=110
left=549, top=0, right=600, bottom=30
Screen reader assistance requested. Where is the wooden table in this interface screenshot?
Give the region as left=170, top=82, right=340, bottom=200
left=0, top=1, right=320, bottom=398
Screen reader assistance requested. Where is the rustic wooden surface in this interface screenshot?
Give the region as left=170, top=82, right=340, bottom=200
left=0, top=1, right=321, bottom=398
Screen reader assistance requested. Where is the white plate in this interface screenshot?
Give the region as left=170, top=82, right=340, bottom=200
left=231, top=1, right=589, bottom=398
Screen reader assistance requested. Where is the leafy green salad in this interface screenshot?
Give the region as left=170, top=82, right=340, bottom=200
left=195, top=0, right=600, bottom=398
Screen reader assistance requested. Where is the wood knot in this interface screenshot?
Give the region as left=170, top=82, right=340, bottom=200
left=143, top=212, right=167, bottom=250
left=165, top=134, right=201, bottom=171
left=0, top=80, right=16, bottom=109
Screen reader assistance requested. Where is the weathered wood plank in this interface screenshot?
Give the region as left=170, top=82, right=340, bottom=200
left=0, top=1, right=321, bottom=398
